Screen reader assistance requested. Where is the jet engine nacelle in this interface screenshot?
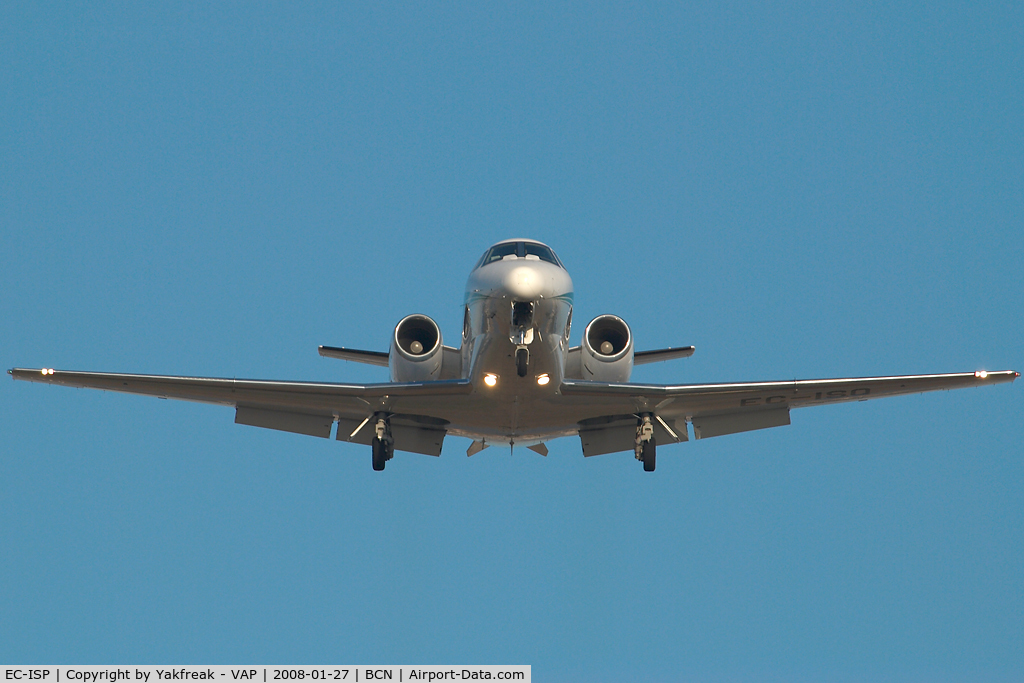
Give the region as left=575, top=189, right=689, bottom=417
left=390, top=314, right=443, bottom=382
left=581, top=314, right=634, bottom=382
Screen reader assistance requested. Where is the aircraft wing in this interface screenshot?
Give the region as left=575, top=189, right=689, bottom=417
left=9, top=368, right=472, bottom=446
left=10, top=367, right=1017, bottom=456
left=562, top=370, right=1017, bottom=450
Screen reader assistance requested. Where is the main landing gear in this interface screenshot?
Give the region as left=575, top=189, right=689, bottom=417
left=371, top=414, right=394, bottom=471
left=635, top=414, right=656, bottom=472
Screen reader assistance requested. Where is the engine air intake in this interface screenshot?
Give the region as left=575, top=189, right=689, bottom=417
left=395, top=315, right=440, bottom=357
left=581, top=314, right=634, bottom=382
left=390, top=314, right=444, bottom=382
left=586, top=315, right=630, bottom=358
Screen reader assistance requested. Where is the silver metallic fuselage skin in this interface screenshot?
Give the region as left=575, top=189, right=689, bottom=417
left=453, top=248, right=574, bottom=445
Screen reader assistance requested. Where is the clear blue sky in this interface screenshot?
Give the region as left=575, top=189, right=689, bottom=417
left=2, top=2, right=1021, bottom=680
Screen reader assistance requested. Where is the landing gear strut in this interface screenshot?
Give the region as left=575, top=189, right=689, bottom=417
left=636, top=413, right=656, bottom=472
left=371, top=414, right=394, bottom=471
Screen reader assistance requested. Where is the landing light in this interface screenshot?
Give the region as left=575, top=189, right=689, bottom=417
left=484, top=374, right=498, bottom=387
left=976, top=370, right=988, bottom=379
left=536, top=374, right=550, bottom=386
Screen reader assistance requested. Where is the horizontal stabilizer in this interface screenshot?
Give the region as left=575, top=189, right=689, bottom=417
left=318, top=345, right=389, bottom=366
left=634, top=346, right=696, bottom=364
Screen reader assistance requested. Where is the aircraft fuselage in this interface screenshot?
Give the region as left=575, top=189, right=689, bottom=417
left=455, top=241, right=576, bottom=445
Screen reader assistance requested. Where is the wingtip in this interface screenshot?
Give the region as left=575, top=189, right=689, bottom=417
left=10, top=367, right=58, bottom=379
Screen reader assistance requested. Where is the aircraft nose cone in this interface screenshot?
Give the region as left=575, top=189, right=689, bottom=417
left=503, top=266, right=543, bottom=300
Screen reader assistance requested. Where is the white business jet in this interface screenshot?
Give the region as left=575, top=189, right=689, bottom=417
left=10, top=239, right=1017, bottom=471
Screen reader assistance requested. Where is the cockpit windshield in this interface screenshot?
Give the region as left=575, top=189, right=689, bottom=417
left=476, top=241, right=564, bottom=269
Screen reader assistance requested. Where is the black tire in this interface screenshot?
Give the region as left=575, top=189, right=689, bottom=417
left=516, top=348, right=529, bottom=377
left=642, top=439, right=656, bottom=472
left=372, top=437, right=387, bottom=471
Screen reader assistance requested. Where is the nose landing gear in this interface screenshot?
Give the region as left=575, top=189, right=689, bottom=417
left=510, top=300, right=534, bottom=378
left=635, top=413, right=656, bottom=472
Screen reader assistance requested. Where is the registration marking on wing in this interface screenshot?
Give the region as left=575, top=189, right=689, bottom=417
left=740, top=388, right=872, bottom=406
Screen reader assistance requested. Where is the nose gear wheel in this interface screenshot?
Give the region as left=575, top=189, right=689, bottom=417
left=516, top=347, right=529, bottom=377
